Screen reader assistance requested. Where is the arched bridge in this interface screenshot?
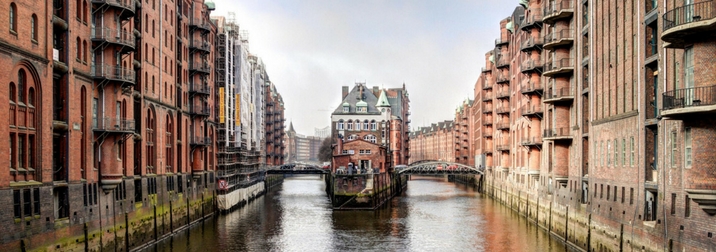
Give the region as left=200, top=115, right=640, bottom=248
left=396, top=161, right=484, bottom=175
left=264, top=163, right=329, bottom=175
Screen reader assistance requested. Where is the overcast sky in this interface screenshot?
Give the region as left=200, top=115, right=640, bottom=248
left=210, top=0, right=519, bottom=136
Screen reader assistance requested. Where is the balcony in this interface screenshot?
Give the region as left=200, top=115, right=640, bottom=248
left=496, top=54, right=510, bottom=68
left=496, top=122, right=510, bottom=130
left=191, top=136, right=212, bottom=147
left=521, top=9, right=543, bottom=31
left=495, top=107, right=510, bottom=114
left=542, top=0, right=574, bottom=24
left=521, top=136, right=543, bottom=147
left=521, top=81, right=544, bottom=95
left=543, top=127, right=572, bottom=141
left=92, top=27, right=136, bottom=53
left=496, top=144, right=510, bottom=151
left=495, top=37, right=509, bottom=46
left=93, top=118, right=135, bottom=133
left=496, top=71, right=510, bottom=84
left=543, top=87, right=574, bottom=103
left=496, top=90, right=510, bottom=99
left=189, top=18, right=211, bottom=33
left=661, top=85, right=716, bottom=117
left=662, top=1, right=716, bottom=48
left=521, top=58, right=543, bottom=74
left=481, top=66, right=492, bottom=73
left=189, top=61, right=211, bottom=75
left=483, top=146, right=493, bottom=154
left=520, top=36, right=544, bottom=51
left=483, top=119, right=493, bottom=126
left=521, top=105, right=544, bottom=117
left=483, top=82, right=493, bottom=90
left=543, top=58, right=574, bottom=77
left=543, top=29, right=574, bottom=50
left=189, top=40, right=211, bottom=53
left=189, top=83, right=210, bottom=96
left=482, top=93, right=493, bottom=101
left=92, top=65, right=136, bottom=86
left=190, top=106, right=211, bottom=117
left=92, top=0, right=136, bottom=19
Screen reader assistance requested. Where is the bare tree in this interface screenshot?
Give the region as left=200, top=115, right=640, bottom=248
left=318, top=137, right=333, bottom=162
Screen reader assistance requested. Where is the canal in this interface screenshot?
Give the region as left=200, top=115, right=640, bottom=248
left=140, top=176, right=573, bottom=252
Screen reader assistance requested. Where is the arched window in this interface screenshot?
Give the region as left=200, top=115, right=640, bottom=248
left=347, top=135, right=357, bottom=141
left=76, top=0, right=81, bottom=19
left=76, top=37, right=81, bottom=60
left=10, top=3, right=17, bottom=33
left=27, top=87, right=34, bottom=106
left=346, top=120, right=353, bottom=130
left=17, top=69, right=25, bottom=103
left=337, top=120, right=344, bottom=130
left=363, top=120, right=369, bottom=130
left=355, top=120, right=360, bottom=130
left=83, top=0, right=88, bottom=22
left=31, top=14, right=37, bottom=41
left=82, top=40, right=87, bottom=62
left=370, top=120, right=376, bottom=131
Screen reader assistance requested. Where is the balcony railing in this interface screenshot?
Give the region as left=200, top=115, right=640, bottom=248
left=92, top=0, right=135, bottom=17
left=191, top=136, right=212, bottom=146
left=521, top=136, right=543, bottom=146
left=189, top=62, right=211, bottom=74
left=544, top=29, right=574, bottom=49
left=663, top=1, right=716, bottom=32
left=521, top=9, right=543, bottom=30
left=483, top=81, right=493, bottom=90
left=92, top=27, right=136, bottom=51
left=496, top=54, right=510, bottom=68
left=495, top=36, right=509, bottom=46
left=92, top=65, right=136, bottom=84
left=521, top=81, right=544, bottom=94
left=521, top=58, right=543, bottom=73
left=190, top=40, right=211, bottom=52
left=482, top=94, right=493, bottom=101
left=495, top=107, right=510, bottom=114
left=521, top=105, right=544, bottom=116
left=496, top=71, right=510, bottom=84
left=543, top=127, right=572, bottom=139
left=189, top=18, right=211, bottom=31
left=662, top=85, right=716, bottom=110
left=481, top=66, right=492, bottom=73
left=521, top=36, right=544, bottom=51
left=93, top=117, right=136, bottom=132
left=544, top=87, right=573, bottom=102
left=543, top=0, right=574, bottom=23
left=543, top=58, right=574, bottom=76
left=189, top=84, right=210, bottom=95
left=190, top=106, right=211, bottom=116
left=496, top=90, right=510, bottom=99
left=496, top=122, right=510, bottom=130
left=496, top=144, right=510, bottom=151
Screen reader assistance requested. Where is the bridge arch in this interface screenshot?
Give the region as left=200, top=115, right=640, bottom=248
left=397, top=161, right=484, bottom=175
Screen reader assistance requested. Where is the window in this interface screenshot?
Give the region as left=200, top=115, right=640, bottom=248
left=364, top=135, right=376, bottom=144
left=23, top=189, right=31, bottom=217
left=9, top=3, right=17, bottom=33
left=363, top=120, right=369, bottom=130
left=685, top=127, right=692, bottom=168
left=18, top=70, right=25, bottom=103
left=671, top=193, right=676, bottom=215
left=630, top=188, right=634, bottom=205
left=33, top=188, right=40, bottom=215
left=684, top=47, right=694, bottom=105
left=76, top=37, right=81, bottom=61
left=13, top=190, right=21, bottom=218
left=337, top=120, right=344, bottom=130
left=31, top=14, right=37, bottom=41
left=370, top=120, right=376, bottom=131
left=343, top=105, right=349, bottom=113
left=685, top=195, right=691, bottom=217
left=607, top=140, right=611, bottom=166
left=614, top=139, right=618, bottom=167
left=347, top=135, right=357, bottom=141
left=346, top=120, right=353, bottom=130
left=621, top=138, right=626, bottom=166
left=630, top=137, right=635, bottom=166
left=671, top=131, right=677, bottom=168
left=355, top=120, right=360, bottom=130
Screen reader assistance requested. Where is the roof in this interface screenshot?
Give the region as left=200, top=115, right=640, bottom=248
left=376, top=89, right=391, bottom=107
left=332, top=83, right=381, bottom=115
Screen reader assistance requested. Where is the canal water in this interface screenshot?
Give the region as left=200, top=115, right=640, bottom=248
left=141, top=176, right=572, bottom=252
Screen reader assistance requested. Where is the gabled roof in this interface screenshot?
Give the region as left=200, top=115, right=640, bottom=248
left=376, top=89, right=390, bottom=107
left=332, top=83, right=381, bottom=115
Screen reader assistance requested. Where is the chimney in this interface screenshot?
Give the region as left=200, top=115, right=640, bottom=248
left=342, top=86, right=349, bottom=99
left=373, top=86, right=379, bottom=96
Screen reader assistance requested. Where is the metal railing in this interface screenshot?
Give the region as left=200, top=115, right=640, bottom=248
left=191, top=136, right=212, bottom=146
left=189, top=61, right=211, bottom=73
left=543, top=0, right=574, bottom=19
left=662, top=85, right=716, bottom=110
left=545, top=29, right=574, bottom=45
left=521, top=36, right=544, bottom=50
left=521, top=105, right=543, bottom=115
left=521, top=58, right=543, bottom=72
left=521, top=9, right=543, bottom=29
left=92, top=27, right=136, bottom=48
left=92, top=65, right=136, bottom=83
left=92, top=0, right=135, bottom=13
left=190, top=106, right=211, bottom=116
left=496, top=122, right=510, bottom=130
left=496, top=144, right=510, bottom=151
left=521, top=81, right=544, bottom=93
left=189, top=18, right=211, bottom=31
left=495, top=106, right=510, bottom=114
left=544, top=87, right=573, bottom=100
left=663, top=1, right=716, bottom=31
left=496, top=90, right=510, bottom=99
left=521, top=136, right=543, bottom=145
left=496, top=71, right=510, bottom=83
left=189, top=84, right=210, bottom=95
left=496, top=53, right=511, bottom=68
left=93, top=117, right=135, bottom=132
left=190, top=40, right=211, bottom=51
left=543, top=127, right=571, bottom=138
left=544, top=58, right=573, bottom=73
left=482, top=93, right=493, bottom=101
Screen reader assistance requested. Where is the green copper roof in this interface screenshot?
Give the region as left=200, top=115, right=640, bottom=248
left=356, top=100, right=368, bottom=107
left=506, top=21, right=514, bottom=33
left=342, top=102, right=349, bottom=106
left=205, top=1, right=216, bottom=10
left=376, top=89, right=391, bottom=107
left=519, top=0, right=528, bottom=8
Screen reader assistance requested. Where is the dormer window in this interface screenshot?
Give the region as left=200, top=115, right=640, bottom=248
left=357, top=107, right=366, bottom=113
left=343, top=106, right=349, bottom=113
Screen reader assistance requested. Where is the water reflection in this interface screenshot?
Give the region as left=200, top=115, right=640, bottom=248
left=143, top=175, right=570, bottom=252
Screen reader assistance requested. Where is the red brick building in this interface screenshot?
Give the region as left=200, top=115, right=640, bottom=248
left=330, top=82, right=410, bottom=173
left=409, top=121, right=455, bottom=163
left=0, top=0, right=226, bottom=250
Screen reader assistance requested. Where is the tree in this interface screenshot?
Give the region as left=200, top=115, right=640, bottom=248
left=318, top=137, right=333, bottom=162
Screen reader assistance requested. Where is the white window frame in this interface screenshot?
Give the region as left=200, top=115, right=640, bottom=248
left=685, top=127, right=692, bottom=168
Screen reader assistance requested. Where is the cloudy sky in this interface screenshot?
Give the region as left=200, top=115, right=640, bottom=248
left=210, top=0, right=519, bottom=135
